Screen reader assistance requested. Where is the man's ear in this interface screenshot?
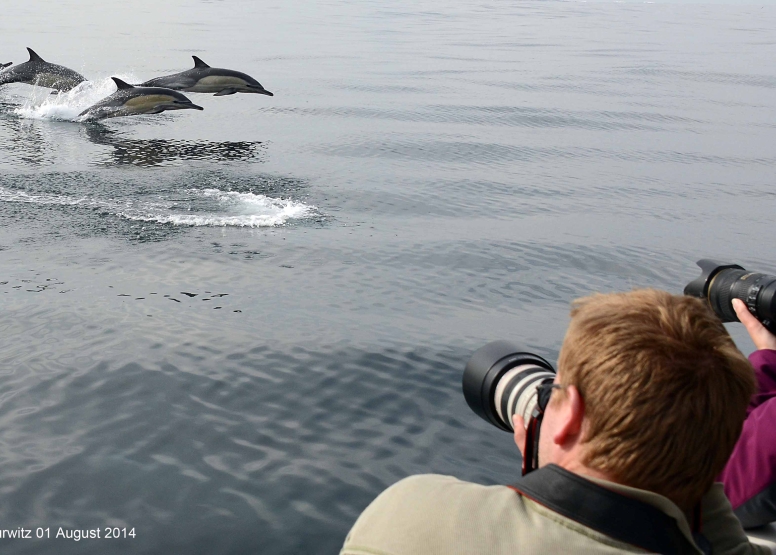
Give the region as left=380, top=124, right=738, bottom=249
left=552, top=385, right=585, bottom=446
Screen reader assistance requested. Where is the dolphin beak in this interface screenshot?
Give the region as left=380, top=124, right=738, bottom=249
left=189, top=103, right=204, bottom=110
left=249, top=86, right=273, bottom=96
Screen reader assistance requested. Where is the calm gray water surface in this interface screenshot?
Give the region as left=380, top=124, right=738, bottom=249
left=1, top=1, right=776, bottom=553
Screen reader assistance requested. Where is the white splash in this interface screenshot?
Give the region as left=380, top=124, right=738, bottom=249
left=0, top=186, right=316, bottom=228
left=122, top=189, right=315, bottom=227
left=11, top=75, right=138, bottom=121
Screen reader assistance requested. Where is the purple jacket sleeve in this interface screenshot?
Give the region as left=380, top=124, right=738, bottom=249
left=718, top=349, right=776, bottom=510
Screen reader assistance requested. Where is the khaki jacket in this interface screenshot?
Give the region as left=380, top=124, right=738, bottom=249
left=340, top=474, right=770, bottom=555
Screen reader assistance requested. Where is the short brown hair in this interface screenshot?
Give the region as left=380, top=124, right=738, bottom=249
left=557, top=289, right=755, bottom=510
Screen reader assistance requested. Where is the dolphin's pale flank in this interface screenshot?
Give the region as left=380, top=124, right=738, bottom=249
left=140, top=56, right=273, bottom=97
left=78, top=77, right=204, bottom=121
left=0, top=48, right=86, bottom=92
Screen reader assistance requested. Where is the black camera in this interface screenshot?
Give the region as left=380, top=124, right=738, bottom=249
left=462, top=341, right=556, bottom=475
left=684, top=259, right=776, bottom=334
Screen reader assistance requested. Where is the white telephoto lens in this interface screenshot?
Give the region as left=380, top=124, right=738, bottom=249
left=494, top=365, right=555, bottom=430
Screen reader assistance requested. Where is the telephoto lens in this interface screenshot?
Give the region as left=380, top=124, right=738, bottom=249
left=462, top=341, right=556, bottom=433
left=684, top=259, right=776, bottom=334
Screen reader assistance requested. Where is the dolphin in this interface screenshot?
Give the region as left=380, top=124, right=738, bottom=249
left=139, top=56, right=273, bottom=97
left=78, top=77, right=204, bottom=121
left=0, top=48, right=86, bottom=91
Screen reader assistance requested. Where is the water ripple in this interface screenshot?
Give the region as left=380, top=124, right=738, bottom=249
left=262, top=105, right=701, bottom=130
left=317, top=138, right=775, bottom=168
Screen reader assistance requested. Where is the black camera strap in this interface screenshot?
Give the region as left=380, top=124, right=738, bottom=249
left=510, top=465, right=711, bottom=555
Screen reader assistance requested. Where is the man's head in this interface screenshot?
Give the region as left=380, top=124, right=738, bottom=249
left=533, top=289, right=755, bottom=510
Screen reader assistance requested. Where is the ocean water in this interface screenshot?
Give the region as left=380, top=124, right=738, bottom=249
left=1, top=1, right=775, bottom=553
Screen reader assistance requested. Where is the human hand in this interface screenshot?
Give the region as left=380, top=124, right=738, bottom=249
left=512, top=414, right=526, bottom=458
left=733, top=298, right=776, bottom=351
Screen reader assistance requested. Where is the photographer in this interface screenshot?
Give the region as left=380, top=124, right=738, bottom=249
left=719, top=299, right=776, bottom=529
left=339, top=290, right=768, bottom=555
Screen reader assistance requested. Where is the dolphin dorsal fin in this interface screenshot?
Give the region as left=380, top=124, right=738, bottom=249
left=192, top=56, right=210, bottom=69
left=27, top=48, right=45, bottom=63
left=112, top=77, right=135, bottom=90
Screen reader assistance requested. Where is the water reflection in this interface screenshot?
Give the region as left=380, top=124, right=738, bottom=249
left=84, top=125, right=267, bottom=167
left=0, top=116, right=51, bottom=167
left=0, top=115, right=267, bottom=169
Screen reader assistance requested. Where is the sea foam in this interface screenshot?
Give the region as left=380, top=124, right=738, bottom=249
left=11, top=75, right=138, bottom=122
left=0, top=186, right=315, bottom=228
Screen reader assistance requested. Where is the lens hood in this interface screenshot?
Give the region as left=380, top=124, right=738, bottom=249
left=684, top=259, right=744, bottom=298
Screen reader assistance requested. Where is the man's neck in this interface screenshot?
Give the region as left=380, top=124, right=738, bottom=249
left=553, top=450, right=616, bottom=483
left=558, top=459, right=615, bottom=482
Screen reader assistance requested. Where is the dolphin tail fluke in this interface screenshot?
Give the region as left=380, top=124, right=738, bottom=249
left=26, top=48, right=45, bottom=63
left=111, top=77, right=135, bottom=90
left=192, top=56, right=210, bottom=69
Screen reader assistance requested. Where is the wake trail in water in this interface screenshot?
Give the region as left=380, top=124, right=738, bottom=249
left=0, top=186, right=316, bottom=227
left=9, top=75, right=138, bottom=121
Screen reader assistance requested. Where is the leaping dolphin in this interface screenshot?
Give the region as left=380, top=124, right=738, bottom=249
left=78, top=77, right=204, bottom=121
left=139, top=56, right=273, bottom=97
left=0, top=48, right=86, bottom=91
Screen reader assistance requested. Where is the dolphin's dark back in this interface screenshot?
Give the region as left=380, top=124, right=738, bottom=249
left=144, top=67, right=256, bottom=83
left=114, top=77, right=198, bottom=104
left=140, top=74, right=196, bottom=88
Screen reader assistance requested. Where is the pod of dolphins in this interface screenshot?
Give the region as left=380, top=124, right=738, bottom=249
left=0, top=48, right=273, bottom=121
